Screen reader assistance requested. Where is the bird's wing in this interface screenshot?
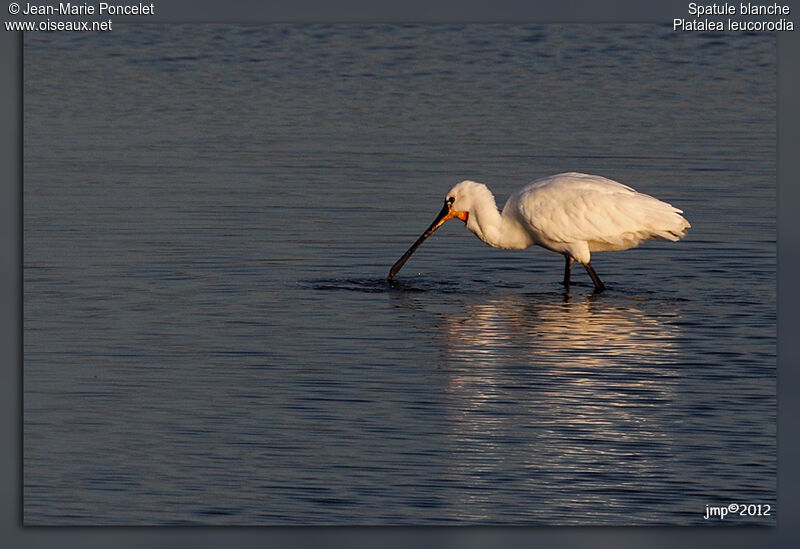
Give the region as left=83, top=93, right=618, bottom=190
left=515, top=176, right=687, bottom=245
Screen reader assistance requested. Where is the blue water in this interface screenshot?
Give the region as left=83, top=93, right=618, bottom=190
left=24, top=24, right=775, bottom=525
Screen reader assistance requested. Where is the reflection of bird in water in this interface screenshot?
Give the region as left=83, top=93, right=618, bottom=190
left=430, top=295, right=684, bottom=520
left=440, top=296, right=681, bottom=370
left=388, top=172, right=690, bottom=292
left=416, top=294, right=682, bottom=420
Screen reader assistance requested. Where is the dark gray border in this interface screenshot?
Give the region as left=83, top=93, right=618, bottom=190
left=4, top=1, right=796, bottom=547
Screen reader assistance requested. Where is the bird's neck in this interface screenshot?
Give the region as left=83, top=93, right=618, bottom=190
left=467, top=195, right=529, bottom=250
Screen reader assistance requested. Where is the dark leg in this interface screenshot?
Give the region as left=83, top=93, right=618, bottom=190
left=562, top=254, right=573, bottom=287
left=583, top=262, right=606, bottom=293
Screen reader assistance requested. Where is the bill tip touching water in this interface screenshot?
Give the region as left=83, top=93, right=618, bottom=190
left=387, top=172, right=690, bottom=292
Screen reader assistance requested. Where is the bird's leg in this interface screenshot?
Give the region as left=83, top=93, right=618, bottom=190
left=562, top=255, right=573, bottom=287
left=584, top=262, right=606, bottom=293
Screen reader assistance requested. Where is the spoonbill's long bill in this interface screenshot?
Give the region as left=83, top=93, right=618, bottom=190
left=387, top=172, right=690, bottom=292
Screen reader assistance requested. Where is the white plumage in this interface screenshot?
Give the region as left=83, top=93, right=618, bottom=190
left=388, top=172, right=690, bottom=292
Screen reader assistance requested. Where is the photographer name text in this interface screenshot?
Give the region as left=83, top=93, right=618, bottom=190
left=19, top=2, right=154, bottom=15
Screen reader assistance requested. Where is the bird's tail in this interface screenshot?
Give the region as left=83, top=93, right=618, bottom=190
left=650, top=209, right=690, bottom=241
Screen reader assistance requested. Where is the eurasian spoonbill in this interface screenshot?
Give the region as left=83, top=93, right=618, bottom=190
left=387, top=172, right=690, bottom=292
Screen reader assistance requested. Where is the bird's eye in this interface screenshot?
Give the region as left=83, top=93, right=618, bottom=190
left=447, top=196, right=455, bottom=205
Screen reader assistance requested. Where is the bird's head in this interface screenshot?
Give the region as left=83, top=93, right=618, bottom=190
left=442, top=179, right=500, bottom=229
left=432, top=183, right=471, bottom=230
left=441, top=179, right=494, bottom=226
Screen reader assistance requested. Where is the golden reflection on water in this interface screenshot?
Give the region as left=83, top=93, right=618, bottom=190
left=442, top=295, right=680, bottom=365
left=430, top=294, right=684, bottom=522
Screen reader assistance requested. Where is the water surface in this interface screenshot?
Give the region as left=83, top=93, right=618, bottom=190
left=24, top=24, right=775, bottom=525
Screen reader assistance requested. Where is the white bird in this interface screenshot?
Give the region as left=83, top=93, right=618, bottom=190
left=387, top=172, right=690, bottom=292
